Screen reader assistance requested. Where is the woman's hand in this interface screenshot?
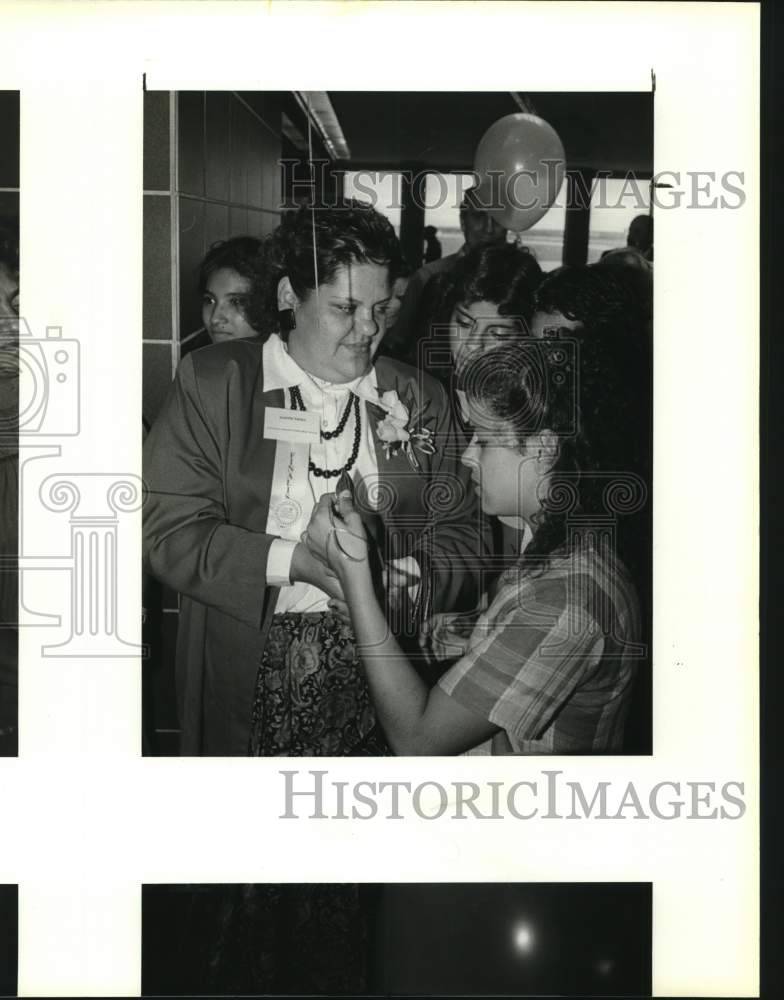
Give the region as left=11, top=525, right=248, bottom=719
left=289, top=541, right=345, bottom=602
left=304, top=491, right=369, bottom=583
left=429, top=611, right=475, bottom=662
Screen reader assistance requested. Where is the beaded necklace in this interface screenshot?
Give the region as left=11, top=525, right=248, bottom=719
left=289, top=385, right=362, bottom=479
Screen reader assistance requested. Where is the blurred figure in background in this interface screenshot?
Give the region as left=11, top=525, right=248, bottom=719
left=598, top=213, right=653, bottom=316
left=390, top=187, right=507, bottom=365
left=626, top=213, right=653, bottom=261
left=376, top=256, right=414, bottom=359
left=422, top=224, right=442, bottom=263
left=601, top=213, right=653, bottom=262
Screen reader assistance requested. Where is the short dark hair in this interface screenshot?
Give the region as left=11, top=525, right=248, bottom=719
left=197, top=236, right=263, bottom=296
left=459, top=185, right=486, bottom=220
left=440, top=242, right=543, bottom=331
left=252, top=199, right=401, bottom=334
left=627, top=214, right=653, bottom=251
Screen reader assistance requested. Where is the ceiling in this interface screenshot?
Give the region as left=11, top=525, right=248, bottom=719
left=327, top=91, right=653, bottom=175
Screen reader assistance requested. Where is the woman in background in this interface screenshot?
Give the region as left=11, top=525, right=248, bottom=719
left=376, top=255, right=414, bottom=360
left=183, top=236, right=264, bottom=353
left=530, top=263, right=646, bottom=339
left=442, top=240, right=543, bottom=370
left=418, top=240, right=542, bottom=387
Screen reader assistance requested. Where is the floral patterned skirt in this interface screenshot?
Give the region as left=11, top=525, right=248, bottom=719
left=248, top=611, right=390, bottom=757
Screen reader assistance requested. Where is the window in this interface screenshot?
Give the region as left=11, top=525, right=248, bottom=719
left=425, top=172, right=567, bottom=272
left=513, top=175, right=567, bottom=272
left=587, top=176, right=651, bottom=263
left=343, top=171, right=402, bottom=234
left=423, top=173, right=474, bottom=258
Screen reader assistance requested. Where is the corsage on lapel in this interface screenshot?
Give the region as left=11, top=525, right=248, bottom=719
left=371, top=383, right=436, bottom=472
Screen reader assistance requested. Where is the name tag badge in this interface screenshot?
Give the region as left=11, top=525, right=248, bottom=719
left=264, top=406, right=320, bottom=445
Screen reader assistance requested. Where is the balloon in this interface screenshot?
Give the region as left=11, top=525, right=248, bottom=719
left=473, top=113, right=566, bottom=232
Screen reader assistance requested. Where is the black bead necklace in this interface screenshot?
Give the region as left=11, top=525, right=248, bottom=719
left=290, top=385, right=354, bottom=440
left=290, top=386, right=362, bottom=479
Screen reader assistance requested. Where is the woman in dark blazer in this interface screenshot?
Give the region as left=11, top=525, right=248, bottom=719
left=142, top=200, right=490, bottom=758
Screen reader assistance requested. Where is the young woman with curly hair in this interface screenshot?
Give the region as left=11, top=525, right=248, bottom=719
left=440, top=240, right=543, bottom=368
left=305, top=338, right=643, bottom=755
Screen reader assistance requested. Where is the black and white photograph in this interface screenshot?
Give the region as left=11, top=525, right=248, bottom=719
left=142, top=881, right=651, bottom=996
left=0, top=2, right=761, bottom=996
left=141, top=90, right=653, bottom=759
left=0, top=90, right=18, bottom=758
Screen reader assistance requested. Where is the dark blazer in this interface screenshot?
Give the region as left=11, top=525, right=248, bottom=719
left=142, top=339, right=490, bottom=755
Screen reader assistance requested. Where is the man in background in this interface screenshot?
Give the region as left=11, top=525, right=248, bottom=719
left=388, top=187, right=507, bottom=367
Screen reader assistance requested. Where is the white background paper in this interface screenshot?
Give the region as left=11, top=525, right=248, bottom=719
left=0, top=1, right=759, bottom=996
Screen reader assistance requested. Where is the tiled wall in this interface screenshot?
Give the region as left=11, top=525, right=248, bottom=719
left=142, top=91, right=283, bottom=751
left=142, top=90, right=283, bottom=426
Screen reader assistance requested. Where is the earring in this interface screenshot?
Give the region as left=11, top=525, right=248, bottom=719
left=278, top=308, right=296, bottom=333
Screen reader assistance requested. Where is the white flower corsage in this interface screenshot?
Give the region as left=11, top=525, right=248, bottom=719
left=374, top=387, right=436, bottom=471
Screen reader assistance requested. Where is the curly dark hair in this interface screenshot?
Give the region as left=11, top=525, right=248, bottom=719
left=197, top=236, right=263, bottom=295
left=534, top=264, right=644, bottom=332
left=439, top=242, right=543, bottom=335
left=251, top=199, right=401, bottom=334
left=439, top=243, right=542, bottom=327
left=459, top=335, right=646, bottom=574
left=532, top=266, right=651, bottom=464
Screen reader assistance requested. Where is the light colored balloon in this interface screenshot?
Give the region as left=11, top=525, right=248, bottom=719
left=474, top=114, right=566, bottom=232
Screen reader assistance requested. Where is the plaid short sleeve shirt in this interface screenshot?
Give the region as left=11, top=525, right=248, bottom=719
left=437, top=540, right=643, bottom=754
